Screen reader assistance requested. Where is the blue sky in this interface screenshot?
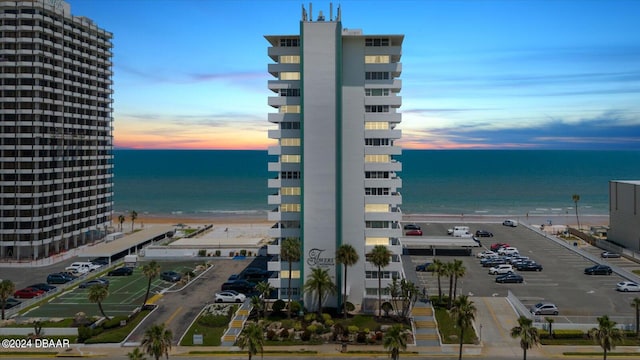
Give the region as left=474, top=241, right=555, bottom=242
left=67, top=0, right=640, bottom=150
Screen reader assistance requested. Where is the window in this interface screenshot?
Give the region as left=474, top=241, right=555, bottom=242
left=365, top=204, right=388, bottom=213
left=279, top=55, right=300, bottom=63
left=281, top=155, right=300, bottom=163
left=365, top=88, right=390, bottom=96
left=365, top=188, right=390, bottom=196
left=279, top=38, right=300, bottom=47
left=365, top=154, right=390, bottom=163
left=281, top=187, right=301, bottom=195
left=280, top=270, right=300, bottom=279
left=365, top=38, right=390, bottom=47
left=365, top=55, right=390, bottom=64
left=365, top=72, right=390, bottom=80
left=280, top=72, right=300, bottom=80
left=366, top=221, right=389, bottom=228
left=279, top=105, right=300, bottom=113
left=366, top=237, right=389, bottom=246
left=365, top=105, right=389, bottom=113
left=365, top=271, right=398, bottom=280
left=281, top=122, right=300, bottom=130
left=365, top=122, right=389, bottom=130
left=281, top=204, right=300, bottom=212
left=280, top=171, right=300, bottom=179
left=365, top=171, right=389, bottom=179
left=279, top=89, right=300, bottom=97
left=280, top=138, right=300, bottom=146
left=365, top=138, right=390, bottom=146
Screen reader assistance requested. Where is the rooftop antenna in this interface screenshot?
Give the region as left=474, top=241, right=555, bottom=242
left=309, top=3, right=313, bottom=21
left=317, top=10, right=325, bottom=21
left=301, top=4, right=307, bottom=21
left=330, top=2, right=333, bottom=21
left=337, top=5, right=341, bottom=21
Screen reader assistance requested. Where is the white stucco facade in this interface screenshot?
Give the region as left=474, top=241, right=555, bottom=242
left=265, top=5, right=404, bottom=312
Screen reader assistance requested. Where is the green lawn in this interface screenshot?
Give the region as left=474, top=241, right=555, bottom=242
left=434, top=307, right=478, bottom=344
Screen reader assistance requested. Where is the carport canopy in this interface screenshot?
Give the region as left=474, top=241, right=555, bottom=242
left=401, top=236, right=480, bottom=249
left=80, top=225, right=175, bottom=259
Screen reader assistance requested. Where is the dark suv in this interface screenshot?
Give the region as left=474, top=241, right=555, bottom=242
left=221, top=280, right=255, bottom=294
left=475, top=230, right=493, bottom=237
left=403, top=224, right=421, bottom=230
left=46, top=273, right=74, bottom=284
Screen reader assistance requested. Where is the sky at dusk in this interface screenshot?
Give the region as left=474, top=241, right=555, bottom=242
left=67, top=0, right=640, bottom=150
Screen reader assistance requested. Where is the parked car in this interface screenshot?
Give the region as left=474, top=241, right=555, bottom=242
left=65, top=261, right=100, bottom=274
left=221, top=280, right=255, bottom=294
left=584, top=264, right=612, bottom=275
left=502, top=219, right=518, bottom=227
left=489, top=264, right=514, bottom=275
left=530, top=303, right=559, bottom=315
left=516, top=262, right=543, bottom=271
left=497, top=246, right=519, bottom=256
left=616, top=281, right=640, bottom=292
left=490, top=243, right=510, bottom=251
left=405, top=229, right=423, bottom=236
left=79, top=278, right=109, bottom=289
left=495, top=273, right=524, bottom=283
left=215, top=290, right=247, bottom=303
left=14, top=287, right=45, bottom=299
left=228, top=274, right=240, bottom=281
left=4, top=298, right=22, bottom=309
left=28, top=283, right=57, bottom=292
left=107, top=267, right=134, bottom=276
left=90, top=257, right=109, bottom=266
left=46, top=273, right=75, bottom=284
left=403, top=224, right=421, bottom=230
left=415, top=262, right=433, bottom=272
left=476, top=250, right=497, bottom=259
left=160, top=271, right=182, bottom=282
left=481, top=257, right=508, bottom=267
left=475, top=230, right=494, bottom=237
left=601, top=251, right=621, bottom=258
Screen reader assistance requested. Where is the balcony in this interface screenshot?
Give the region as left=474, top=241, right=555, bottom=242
left=268, top=225, right=300, bottom=239
left=364, top=145, right=402, bottom=156
left=364, top=95, right=402, bottom=108
left=268, top=96, right=300, bottom=108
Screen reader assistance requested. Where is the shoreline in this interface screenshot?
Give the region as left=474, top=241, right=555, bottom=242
left=122, top=212, right=609, bottom=228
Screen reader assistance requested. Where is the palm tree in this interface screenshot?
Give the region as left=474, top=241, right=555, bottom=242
left=544, top=317, right=555, bottom=339
left=367, top=244, right=392, bottom=318
left=87, top=284, right=110, bottom=320
left=335, top=244, right=359, bottom=319
left=255, top=281, right=273, bottom=318
left=0, top=279, right=16, bottom=320
left=250, top=295, right=263, bottom=319
left=383, top=324, right=407, bottom=360
left=280, top=237, right=301, bottom=319
left=127, top=347, right=147, bottom=360
left=510, top=315, right=540, bottom=360
left=130, top=210, right=138, bottom=232
left=450, top=295, right=477, bottom=360
left=452, top=259, right=466, bottom=299
left=589, top=315, right=623, bottom=360
left=142, top=260, right=161, bottom=307
left=141, top=323, right=173, bottom=360
left=431, top=258, right=444, bottom=302
left=237, top=321, right=264, bottom=360
left=302, top=267, right=336, bottom=315
left=631, top=297, right=640, bottom=339
left=443, top=261, right=455, bottom=308
left=118, top=214, right=126, bottom=232
left=572, top=194, right=581, bottom=230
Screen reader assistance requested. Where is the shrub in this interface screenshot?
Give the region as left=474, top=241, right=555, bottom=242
left=540, top=329, right=585, bottom=339
left=381, top=302, right=393, bottom=316
left=280, top=328, right=290, bottom=339
left=322, top=313, right=332, bottom=323
left=289, top=301, right=302, bottom=314
left=345, top=301, right=355, bottom=313
left=215, top=250, right=221, bottom=257
left=198, top=249, right=206, bottom=257
left=356, top=331, right=367, bottom=343
left=325, top=319, right=334, bottom=327
left=266, top=329, right=277, bottom=341
left=304, top=313, right=316, bottom=322
left=272, top=299, right=286, bottom=313
left=348, top=325, right=359, bottom=334
left=229, top=251, right=235, bottom=257
left=78, top=326, right=102, bottom=343
left=301, top=329, right=312, bottom=341
left=307, top=324, right=318, bottom=334
left=240, top=249, right=247, bottom=256
left=102, top=316, right=126, bottom=330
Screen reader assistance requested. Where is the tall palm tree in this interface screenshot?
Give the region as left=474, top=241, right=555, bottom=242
left=280, top=237, right=301, bottom=319
left=255, top=281, right=273, bottom=318
left=87, top=284, right=110, bottom=320
left=141, top=323, right=173, bottom=360
left=431, top=258, right=444, bottom=302
left=335, top=244, right=359, bottom=319
left=443, top=261, right=455, bottom=308
left=0, top=279, right=16, bottom=320
left=127, top=347, right=147, bottom=360
left=588, top=315, right=623, bottom=360
left=631, top=297, right=640, bottom=339
left=383, top=324, right=407, bottom=360
left=237, top=321, right=264, bottom=360
left=450, top=295, right=477, bottom=360
left=367, top=244, right=391, bottom=318
left=452, top=259, right=466, bottom=299
left=572, top=194, right=581, bottom=230
left=130, top=210, right=138, bottom=232
left=118, top=214, right=126, bottom=232
left=510, top=315, right=540, bottom=360
left=142, top=260, right=161, bottom=307
left=302, top=267, right=336, bottom=315
left=250, top=296, right=263, bottom=319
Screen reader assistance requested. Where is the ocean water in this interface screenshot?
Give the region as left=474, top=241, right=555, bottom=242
left=113, top=150, right=640, bottom=218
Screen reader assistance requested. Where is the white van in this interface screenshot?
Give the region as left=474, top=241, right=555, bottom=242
left=65, top=262, right=100, bottom=274
left=449, top=226, right=472, bottom=238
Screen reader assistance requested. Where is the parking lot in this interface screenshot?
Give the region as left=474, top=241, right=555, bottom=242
left=407, top=221, right=640, bottom=325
